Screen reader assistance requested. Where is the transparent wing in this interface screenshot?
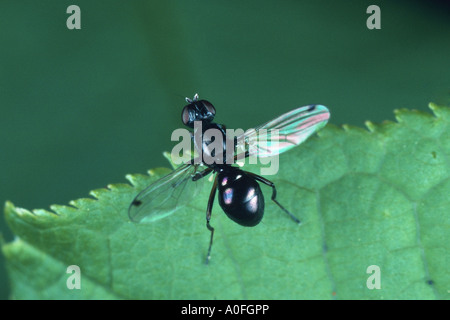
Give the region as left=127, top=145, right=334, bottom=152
left=128, top=163, right=207, bottom=223
left=234, top=104, right=330, bottom=160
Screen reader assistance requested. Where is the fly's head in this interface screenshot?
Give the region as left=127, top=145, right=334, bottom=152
left=181, top=94, right=216, bottom=128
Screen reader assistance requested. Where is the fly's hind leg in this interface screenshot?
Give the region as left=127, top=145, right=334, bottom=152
left=245, top=172, right=301, bottom=224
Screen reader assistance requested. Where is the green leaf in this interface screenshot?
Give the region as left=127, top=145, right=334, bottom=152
left=2, top=103, right=449, bottom=299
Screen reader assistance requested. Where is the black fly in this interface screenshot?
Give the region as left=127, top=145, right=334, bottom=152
left=129, top=94, right=330, bottom=263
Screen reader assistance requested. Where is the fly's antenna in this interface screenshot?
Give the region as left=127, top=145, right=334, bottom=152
left=185, top=93, right=199, bottom=103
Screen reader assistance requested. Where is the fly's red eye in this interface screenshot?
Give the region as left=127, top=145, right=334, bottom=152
left=202, top=100, right=216, bottom=118
left=181, top=106, right=193, bottom=126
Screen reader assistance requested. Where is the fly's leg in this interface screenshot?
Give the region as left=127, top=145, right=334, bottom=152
left=192, top=167, right=213, bottom=181
left=205, top=174, right=219, bottom=264
left=245, top=172, right=301, bottom=224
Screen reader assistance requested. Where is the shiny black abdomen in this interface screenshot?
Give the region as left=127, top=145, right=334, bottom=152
left=217, top=168, right=264, bottom=227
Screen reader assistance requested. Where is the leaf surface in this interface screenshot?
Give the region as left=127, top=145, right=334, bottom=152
left=2, top=104, right=449, bottom=299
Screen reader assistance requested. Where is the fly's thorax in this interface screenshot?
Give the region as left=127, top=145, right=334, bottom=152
left=192, top=121, right=234, bottom=166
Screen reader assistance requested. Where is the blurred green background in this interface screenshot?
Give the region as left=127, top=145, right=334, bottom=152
left=1, top=0, right=449, bottom=299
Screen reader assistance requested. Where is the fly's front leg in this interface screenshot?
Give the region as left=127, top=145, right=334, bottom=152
left=192, top=167, right=213, bottom=181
